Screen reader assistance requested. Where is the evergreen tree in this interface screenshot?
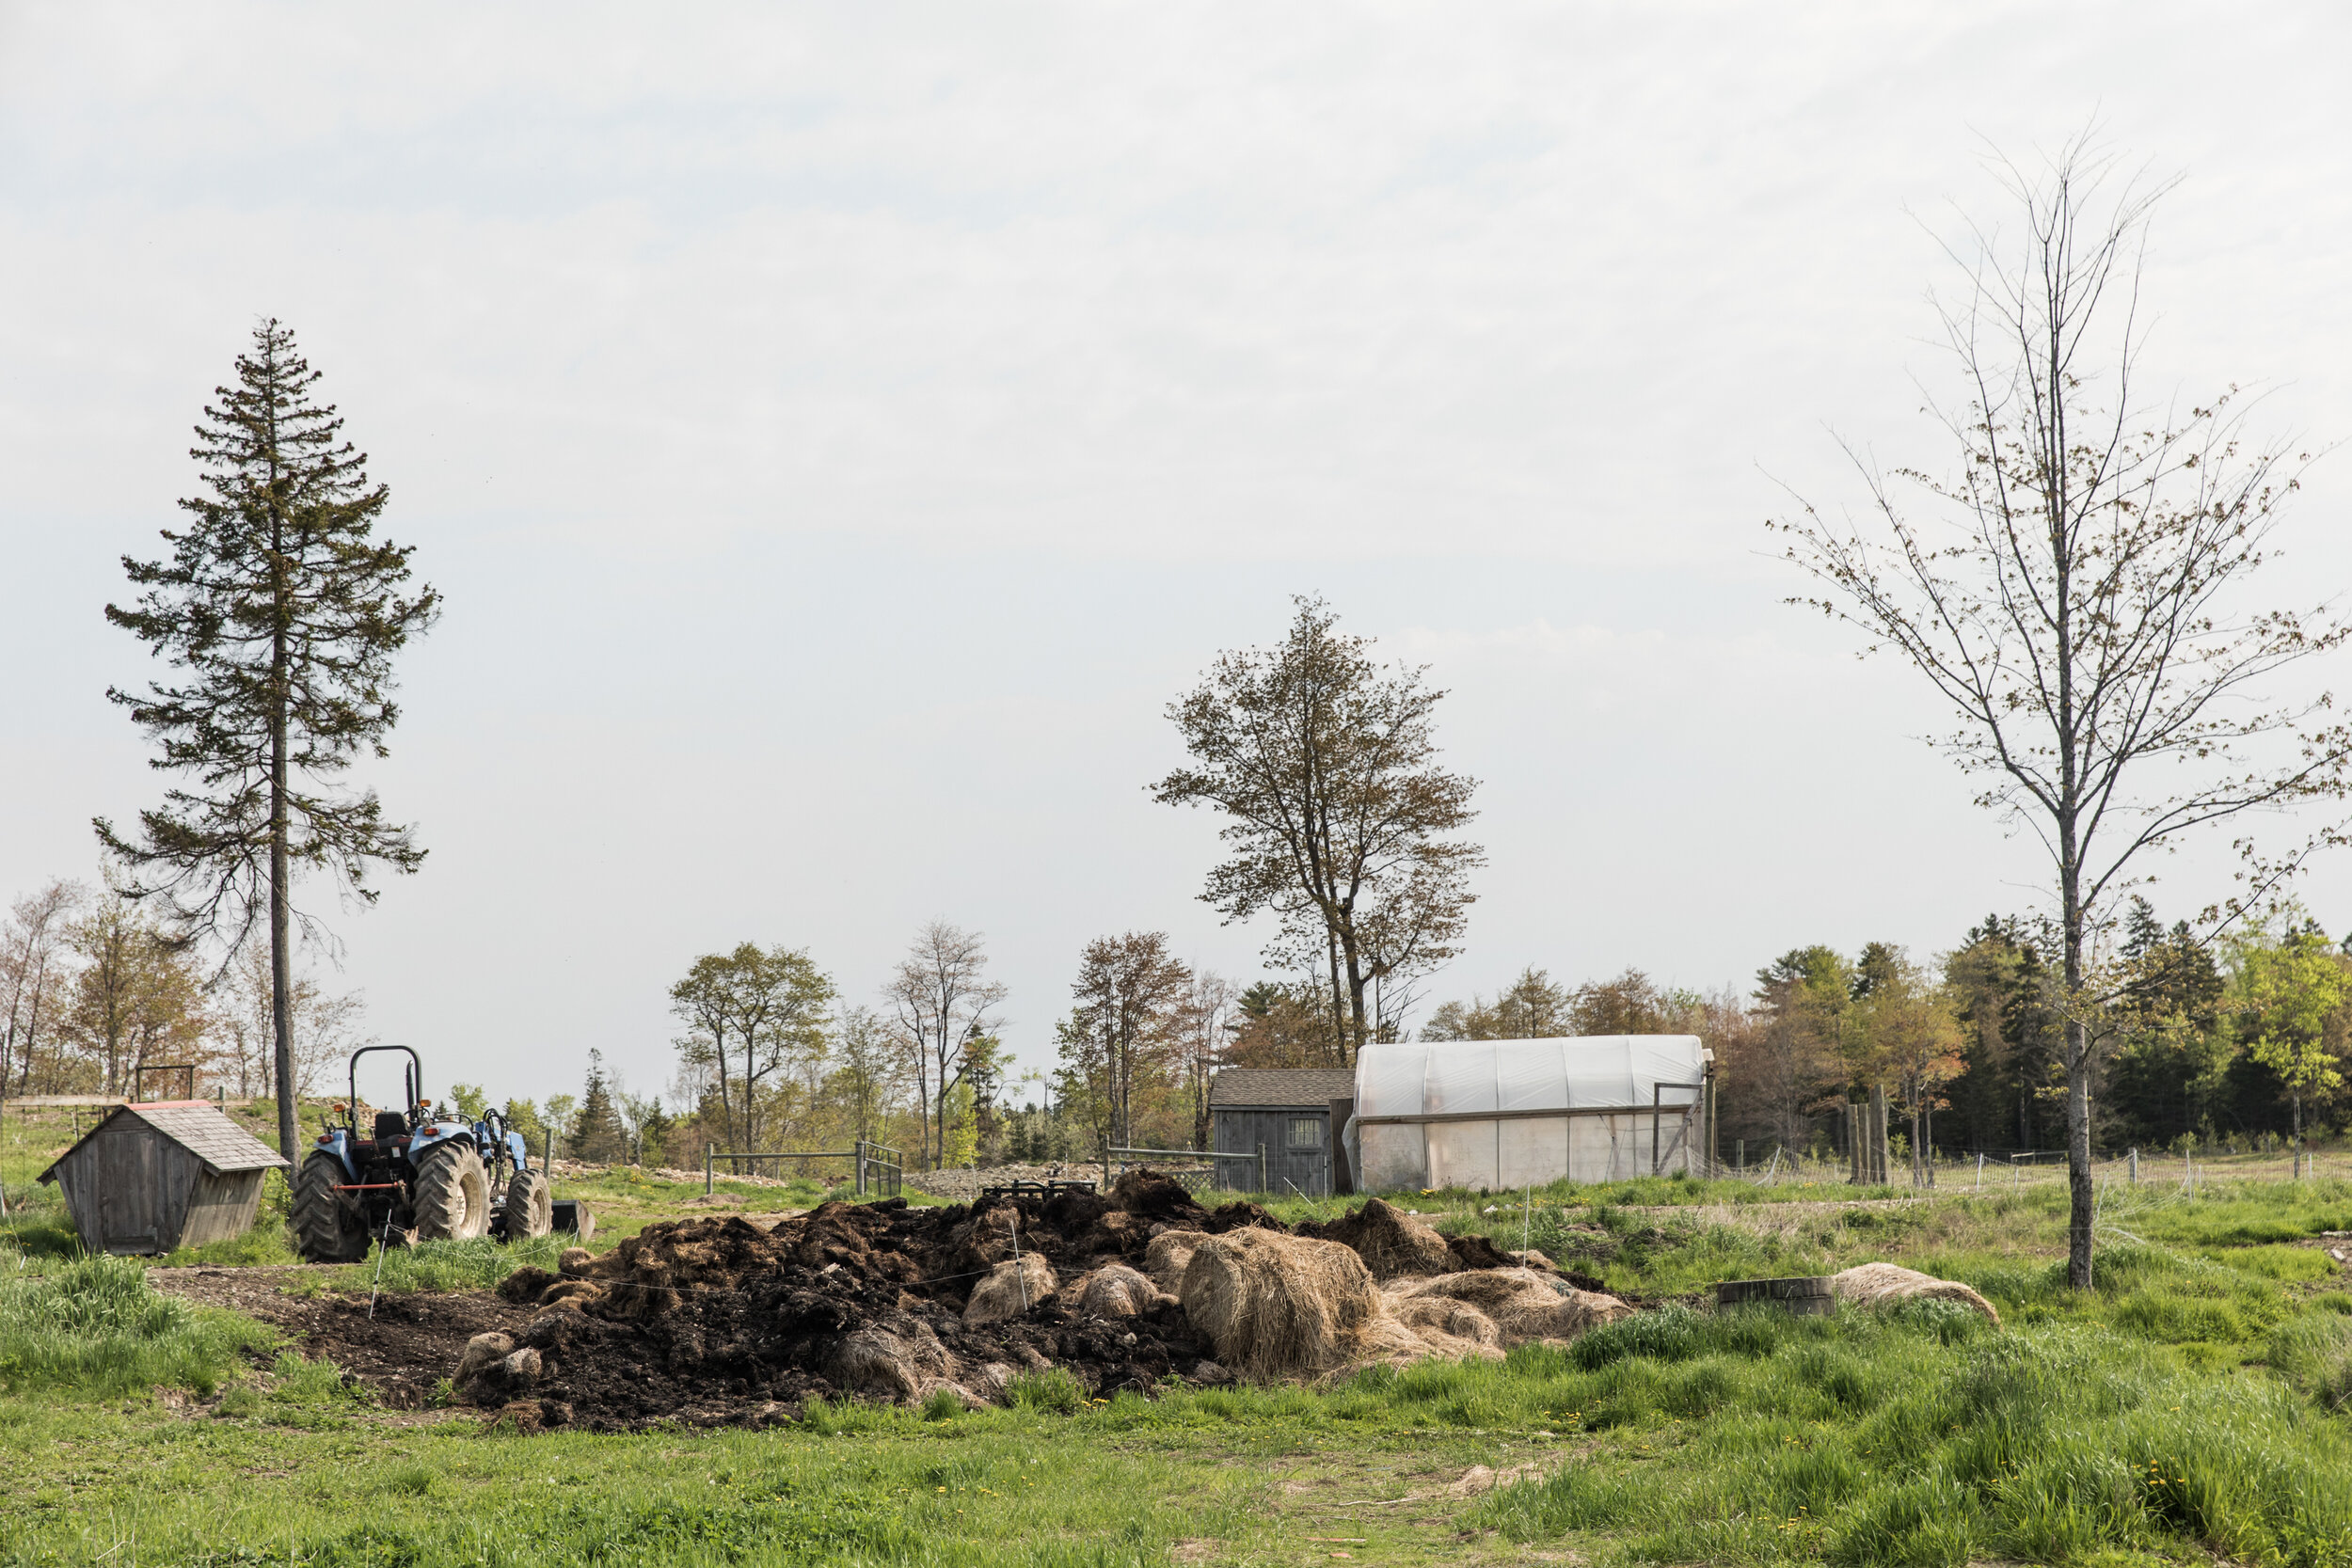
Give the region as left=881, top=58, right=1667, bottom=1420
left=97, top=320, right=439, bottom=1160
left=568, top=1051, right=627, bottom=1164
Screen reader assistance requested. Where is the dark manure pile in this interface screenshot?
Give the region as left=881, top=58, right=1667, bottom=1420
left=457, top=1172, right=1257, bottom=1432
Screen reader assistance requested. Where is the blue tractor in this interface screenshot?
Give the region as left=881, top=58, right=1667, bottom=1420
left=290, top=1045, right=552, bottom=1262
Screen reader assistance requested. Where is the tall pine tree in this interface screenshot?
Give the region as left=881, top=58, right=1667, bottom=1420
left=99, top=320, right=439, bottom=1160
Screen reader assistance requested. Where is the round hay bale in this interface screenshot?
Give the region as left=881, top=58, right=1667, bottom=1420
left=1060, top=1262, right=1175, bottom=1319
left=453, top=1332, right=515, bottom=1387
left=824, top=1327, right=921, bottom=1402
left=1389, top=1268, right=1632, bottom=1346
left=1828, top=1262, right=2001, bottom=1324
left=1145, top=1230, right=1202, bottom=1295
left=963, top=1254, right=1057, bottom=1326
left=1178, top=1228, right=1382, bottom=1381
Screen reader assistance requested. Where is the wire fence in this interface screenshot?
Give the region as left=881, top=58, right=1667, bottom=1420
left=1711, top=1144, right=2345, bottom=1196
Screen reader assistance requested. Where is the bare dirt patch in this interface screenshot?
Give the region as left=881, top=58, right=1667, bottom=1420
left=151, top=1266, right=533, bottom=1408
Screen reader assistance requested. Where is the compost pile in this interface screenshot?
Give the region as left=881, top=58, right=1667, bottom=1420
left=453, top=1176, right=1629, bottom=1432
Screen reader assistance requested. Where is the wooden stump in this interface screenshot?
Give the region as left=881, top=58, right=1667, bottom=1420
left=1715, top=1275, right=1836, bottom=1315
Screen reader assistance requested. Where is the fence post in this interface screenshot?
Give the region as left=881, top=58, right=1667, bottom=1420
left=2129, top=1148, right=2138, bottom=1185
left=1975, top=1152, right=1983, bottom=1192
left=1258, top=1143, right=1267, bottom=1196
left=706, top=1142, right=713, bottom=1196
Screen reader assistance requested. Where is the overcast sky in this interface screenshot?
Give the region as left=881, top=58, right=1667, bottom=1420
left=6, top=3, right=2352, bottom=1107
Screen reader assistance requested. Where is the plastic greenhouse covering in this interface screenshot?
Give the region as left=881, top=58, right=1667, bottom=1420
left=1347, top=1036, right=1708, bottom=1193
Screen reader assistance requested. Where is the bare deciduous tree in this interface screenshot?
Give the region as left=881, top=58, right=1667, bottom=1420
left=1156, top=597, right=1483, bottom=1066
left=884, top=921, right=1008, bottom=1170
left=1773, top=136, right=2351, bottom=1286
left=1, top=879, right=83, bottom=1097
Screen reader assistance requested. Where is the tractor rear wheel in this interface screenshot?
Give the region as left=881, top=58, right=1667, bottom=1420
left=412, top=1143, right=492, bottom=1241
left=501, top=1169, right=553, bottom=1240
left=292, top=1152, right=371, bottom=1263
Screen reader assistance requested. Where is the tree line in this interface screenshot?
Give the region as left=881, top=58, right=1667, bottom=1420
left=2, top=872, right=372, bottom=1104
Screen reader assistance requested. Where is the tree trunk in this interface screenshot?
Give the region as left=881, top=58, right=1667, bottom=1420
left=268, top=381, right=299, bottom=1164
left=2065, top=1019, right=2093, bottom=1290
left=271, top=716, right=295, bottom=1160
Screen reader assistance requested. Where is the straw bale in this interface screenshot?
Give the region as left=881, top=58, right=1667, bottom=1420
left=1829, top=1262, right=2001, bottom=1324
left=1145, top=1230, right=1202, bottom=1295
left=454, top=1332, right=515, bottom=1386
left=963, top=1253, right=1057, bottom=1326
left=1178, top=1228, right=1383, bottom=1380
left=1389, top=1268, right=1632, bottom=1345
left=1310, top=1198, right=1454, bottom=1280
left=1060, top=1262, right=1175, bottom=1319
left=825, top=1327, right=922, bottom=1401
left=500, top=1347, right=543, bottom=1389
left=1386, top=1291, right=1502, bottom=1349
left=497, top=1264, right=558, bottom=1303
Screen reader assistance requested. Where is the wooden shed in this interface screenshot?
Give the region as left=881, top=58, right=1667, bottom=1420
left=39, top=1100, right=290, bottom=1256
left=1209, top=1068, right=1358, bottom=1198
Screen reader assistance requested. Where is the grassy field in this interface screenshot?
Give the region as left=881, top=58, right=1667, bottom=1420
left=7, top=1104, right=2352, bottom=1565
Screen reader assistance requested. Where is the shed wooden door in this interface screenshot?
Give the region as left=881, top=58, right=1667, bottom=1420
left=1213, top=1108, right=1332, bottom=1197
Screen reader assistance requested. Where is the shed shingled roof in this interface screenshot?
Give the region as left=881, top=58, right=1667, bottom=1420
left=1208, top=1069, right=1357, bottom=1108
left=38, top=1101, right=290, bottom=1184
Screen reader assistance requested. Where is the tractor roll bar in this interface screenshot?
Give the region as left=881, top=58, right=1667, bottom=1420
left=346, top=1044, right=425, bottom=1125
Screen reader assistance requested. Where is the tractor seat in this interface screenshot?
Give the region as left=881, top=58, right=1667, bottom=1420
left=373, top=1110, right=409, bottom=1142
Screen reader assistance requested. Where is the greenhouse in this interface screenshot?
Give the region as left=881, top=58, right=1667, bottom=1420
left=1347, top=1036, right=1712, bottom=1193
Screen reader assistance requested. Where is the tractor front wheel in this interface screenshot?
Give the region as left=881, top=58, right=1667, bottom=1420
left=292, top=1152, right=371, bottom=1263
left=501, top=1169, right=553, bottom=1241
left=412, top=1143, right=492, bottom=1241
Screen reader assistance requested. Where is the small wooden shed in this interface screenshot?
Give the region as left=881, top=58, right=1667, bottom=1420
left=40, top=1100, right=290, bottom=1256
left=1210, top=1068, right=1358, bottom=1198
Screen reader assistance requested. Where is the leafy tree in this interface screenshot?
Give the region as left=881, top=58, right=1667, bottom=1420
left=669, top=943, right=835, bottom=1154
left=1156, top=597, right=1483, bottom=1066
left=1060, top=932, right=1193, bottom=1151
left=1226, top=980, right=1343, bottom=1066
left=826, top=1005, right=902, bottom=1146
left=1749, top=947, right=1850, bottom=1150
left=2104, top=897, right=2231, bottom=1144
left=1852, top=947, right=1965, bottom=1184
left=1571, top=970, right=1695, bottom=1037
left=2227, top=918, right=2351, bottom=1177
left=446, top=1083, right=490, bottom=1119
left=97, top=321, right=439, bottom=1161
left=65, top=894, right=209, bottom=1097
left=1942, top=915, right=2066, bottom=1151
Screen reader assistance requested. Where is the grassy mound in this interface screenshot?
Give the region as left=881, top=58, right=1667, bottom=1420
left=0, top=1253, right=272, bottom=1396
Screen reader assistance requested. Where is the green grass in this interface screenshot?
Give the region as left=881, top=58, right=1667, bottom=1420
left=9, top=1131, right=2352, bottom=1564
left=0, top=1254, right=275, bottom=1397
